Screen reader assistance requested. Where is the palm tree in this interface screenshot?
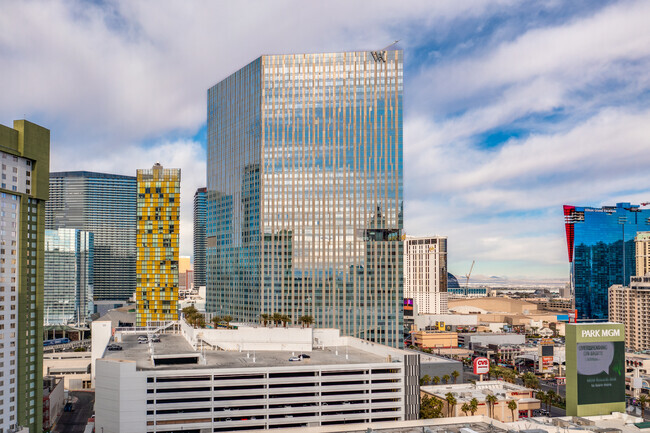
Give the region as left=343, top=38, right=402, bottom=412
left=639, top=394, right=649, bottom=419
left=259, top=313, right=269, bottom=326
left=194, top=313, right=206, bottom=328
left=508, top=400, right=518, bottom=420
left=272, top=312, right=282, bottom=326
left=445, top=392, right=457, bottom=417
left=442, top=374, right=450, bottom=384
left=420, top=375, right=432, bottom=386
left=469, top=398, right=479, bottom=416
left=546, top=390, right=557, bottom=410
left=432, top=376, right=441, bottom=385
left=461, top=402, right=471, bottom=416
left=222, top=315, right=233, bottom=329
left=485, top=394, right=498, bottom=418
left=452, top=370, right=460, bottom=384
left=420, top=395, right=444, bottom=419
left=536, top=390, right=547, bottom=413
left=210, top=315, right=221, bottom=328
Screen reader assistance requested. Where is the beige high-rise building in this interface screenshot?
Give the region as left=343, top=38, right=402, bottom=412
left=609, top=276, right=650, bottom=351
left=404, top=236, right=448, bottom=314
left=636, top=232, right=650, bottom=277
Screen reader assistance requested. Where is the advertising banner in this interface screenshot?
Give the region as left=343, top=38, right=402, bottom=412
left=566, top=323, right=625, bottom=416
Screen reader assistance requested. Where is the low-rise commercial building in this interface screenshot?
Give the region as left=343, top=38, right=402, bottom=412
left=43, top=352, right=92, bottom=390
left=420, top=381, right=540, bottom=422
left=95, top=323, right=421, bottom=432
left=412, top=331, right=458, bottom=349
left=457, top=333, right=525, bottom=349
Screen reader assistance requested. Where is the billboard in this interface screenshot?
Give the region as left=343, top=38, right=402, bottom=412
left=566, top=323, right=625, bottom=416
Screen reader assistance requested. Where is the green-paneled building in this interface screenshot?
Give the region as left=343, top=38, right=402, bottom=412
left=0, top=120, right=49, bottom=433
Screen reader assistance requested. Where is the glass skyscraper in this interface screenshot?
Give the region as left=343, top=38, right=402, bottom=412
left=44, top=228, right=94, bottom=325
left=193, top=187, right=207, bottom=288
left=207, top=50, right=404, bottom=347
left=564, top=202, right=650, bottom=319
left=46, top=171, right=136, bottom=301
left=136, top=163, right=181, bottom=326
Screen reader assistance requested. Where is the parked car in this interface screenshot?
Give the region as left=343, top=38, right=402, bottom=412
left=107, top=344, right=122, bottom=351
left=137, top=335, right=148, bottom=341
left=299, top=354, right=311, bottom=359
left=64, top=402, right=73, bottom=412
left=138, top=339, right=148, bottom=344
left=289, top=356, right=301, bottom=361
left=151, top=337, right=161, bottom=343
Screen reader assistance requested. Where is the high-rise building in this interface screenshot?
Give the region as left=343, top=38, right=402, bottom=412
left=403, top=236, right=448, bottom=315
left=44, top=228, right=94, bottom=325
left=178, top=256, right=192, bottom=291
left=136, top=163, right=181, bottom=326
left=609, top=276, right=650, bottom=351
left=0, top=120, right=49, bottom=433
left=636, top=231, right=650, bottom=277
left=193, top=187, right=207, bottom=288
left=46, top=171, right=136, bottom=302
left=207, top=50, right=404, bottom=346
left=564, top=202, right=650, bottom=319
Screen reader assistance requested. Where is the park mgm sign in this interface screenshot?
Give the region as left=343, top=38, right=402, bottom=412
left=566, top=323, right=625, bottom=417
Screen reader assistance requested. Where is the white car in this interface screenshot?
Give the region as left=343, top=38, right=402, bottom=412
left=289, top=356, right=301, bottom=361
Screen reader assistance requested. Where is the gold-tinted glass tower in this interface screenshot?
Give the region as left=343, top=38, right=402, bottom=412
left=136, top=163, right=180, bottom=326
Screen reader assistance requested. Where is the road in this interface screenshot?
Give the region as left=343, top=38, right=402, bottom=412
left=53, top=390, right=94, bottom=433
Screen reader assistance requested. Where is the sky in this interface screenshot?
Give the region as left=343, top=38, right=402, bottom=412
left=2, top=0, right=650, bottom=282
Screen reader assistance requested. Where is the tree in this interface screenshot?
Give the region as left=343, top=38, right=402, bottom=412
left=536, top=390, right=547, bottom=412
left=445, top=392, right=457, bottom=417
left=508, top=400, right=518, bottom=420
left=298, top=315, right=314, bottom=328
left=546, top=390, right=557, bottom=410
left=522, top=371, right=539, bottom=389
left=432, top=376, right=441, bottom=385
left=420, top=395, right=444, bottom=419
left=281, top=314, right=291, bottom=328
left=452, top=370, right=460, bottom=384
left=461, top=403, right=471, bottom=416
left=442, top=374, right=450, bottom=384
left=485, top=394, right=498, bottom=418
left=222, top=315, right=233, bottom=328
left=639, top=394, right=649, bottom=419
left=181, top=305, right=198, bottom=317
left=420, top=375, right=432, bottom=386
left=469, top=398, right=479, bottom=416
left=194, top=313, right=206, bottom=328
left=272, top=312, right=283, bottom=326
left=211, top=316, right=222, bottom=328
left=259, top=313, right=269, bottom=326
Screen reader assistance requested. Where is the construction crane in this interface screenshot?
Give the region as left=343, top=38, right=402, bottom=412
left=464, top=260, right=475, bottom=296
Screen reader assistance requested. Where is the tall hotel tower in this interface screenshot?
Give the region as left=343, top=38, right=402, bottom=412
left=46, top=171, right=136, bottom=303
left=0, top=120, right=49, bottom=433
left=136, top=163, right=181, bottom=326
left=564, top=202, right=650, bottom=319
left=207, top=50, right=404, bottom=346
left=193, top=187, right=207, bottom=288
left=404, top=236, right=448, bottom=315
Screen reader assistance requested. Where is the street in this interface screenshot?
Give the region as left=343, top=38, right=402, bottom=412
left=53, top=390, right=94, bottom=433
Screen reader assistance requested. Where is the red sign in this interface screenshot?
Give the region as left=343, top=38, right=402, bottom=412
left=473, top=357, right=490, bottom=375
left=568, top=309, right=578, bottom=323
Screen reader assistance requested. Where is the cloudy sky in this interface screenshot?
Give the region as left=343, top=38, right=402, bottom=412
left=2, top=0, right=649, bottom=282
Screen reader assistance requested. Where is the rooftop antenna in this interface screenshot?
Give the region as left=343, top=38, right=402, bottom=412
left=382, top=40, right=400, bottom=50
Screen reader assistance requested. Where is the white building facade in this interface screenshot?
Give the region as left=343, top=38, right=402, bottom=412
left=404, top=236, right=448, bottom=314
left=95, top=326, right=420, bottom=433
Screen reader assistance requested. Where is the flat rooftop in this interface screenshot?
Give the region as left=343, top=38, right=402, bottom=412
left=103, top=334, right=389, bottom=370
left=421, top=380, right=536, bottom=401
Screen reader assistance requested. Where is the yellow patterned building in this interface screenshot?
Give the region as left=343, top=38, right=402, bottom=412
left=136, top=163, right=181, bottom=326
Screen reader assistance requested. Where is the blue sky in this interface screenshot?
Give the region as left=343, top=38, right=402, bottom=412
left=2, top=0, right=650, bottom=282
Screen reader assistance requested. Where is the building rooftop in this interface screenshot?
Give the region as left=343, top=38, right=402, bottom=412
left=103, top=333, right=390, bottom=371
left=421, top=380, right=537, bottom=402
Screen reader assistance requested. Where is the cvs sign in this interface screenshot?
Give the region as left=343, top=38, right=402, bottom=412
left=473, top=357, right=490, bottom=375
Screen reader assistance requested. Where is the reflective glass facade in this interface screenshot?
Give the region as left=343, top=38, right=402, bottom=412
left=136, top=164, right=180, bottom=326
left=207, top=50, right=404, bottom=347
left=44, top=228, right=94, bottom=325
left=46, top=171, right=136, bottom=301
left=193, top=187, right=207, bottom=288
left=564, top=202, right=650, bottom=319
